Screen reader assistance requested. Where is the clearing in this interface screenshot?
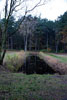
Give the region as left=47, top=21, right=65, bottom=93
left=0, top=51, right=67, bottom=100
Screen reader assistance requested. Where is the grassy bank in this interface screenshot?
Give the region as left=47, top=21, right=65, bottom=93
left=40, top=52, right=67, bottom=63
left=0, top=51, right=67, bottom=100
left=39, top=52, right=67, bottom=74
left=47, top=54, right=67, bottom=63
left=0, top=73, right=67, bottom=100
left=3, top=51, right=29, bottom=72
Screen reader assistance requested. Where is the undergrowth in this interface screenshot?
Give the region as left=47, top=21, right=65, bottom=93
left=3, top=52, right=27, bottom=72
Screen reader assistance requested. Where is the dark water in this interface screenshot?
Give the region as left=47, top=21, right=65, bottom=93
left=18, top=55, right=56, bottom=74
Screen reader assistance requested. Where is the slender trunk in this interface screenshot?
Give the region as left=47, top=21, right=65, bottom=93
left=10, top=37, right=13, bottom=49
left=0, top=28, right=7, bottom=65
left=0, top=48, right=2, bottom=63
left=56, top=44, right=58, bottom=53
left=24, top=36, right=25, bottom=50
left=0, top=49, right=6, bottom=65
left=1, top=30, right=7, bottom=65
left=56, top=42, right=59, bottom=53
left=47, top=33, right=48, bottom=52
left=0, top=25, right=2, bottom=63
left=8, top=38, right=10, bottom=49
left=25, top=37, right=27, bottom=51
left=64, top=42, right=66, bottom=53
left=35, top=37, right=37, bottom=51
left=29, top=35, right=31, bottom=51
left=0, top=37, right=7, bottom=65
left=38, top=39, right=40, bottom=51
left=0, top=5, right=10, bottom=65
left=24, top=34, right=28, bottom=52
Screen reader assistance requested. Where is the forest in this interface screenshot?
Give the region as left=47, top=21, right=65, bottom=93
left=0, top=11, right=67, bottom=53
left=0, top=0, right=67, bottom=100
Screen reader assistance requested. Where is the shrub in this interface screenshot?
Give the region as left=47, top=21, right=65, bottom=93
left=47, top=48, right=52, bottom=52
left=4, top=52, right=26, bottom=72
left=40, top=48, right=52, bottom=52
left=59, top=50, right=64, bottom=53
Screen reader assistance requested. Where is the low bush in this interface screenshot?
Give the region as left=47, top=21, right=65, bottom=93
left=59, top=50, right=64, bottom=53
left=4, top=52, right=27, bottom=72
left=40, top=48, right=52, bottom=52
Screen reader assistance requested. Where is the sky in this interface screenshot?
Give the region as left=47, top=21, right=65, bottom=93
left=29, top=0, right=67, bottom=21
left=0, top=0, right=67, bottom=21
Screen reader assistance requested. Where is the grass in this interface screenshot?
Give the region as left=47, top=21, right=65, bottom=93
left=0, top=72, right=67, bottom=100
left=4, top=51, right=67, bottom=72
left=48, top=54, right=67, bottom=63
left=3, top=51, right=29, bottom=72
left=40, top=52, right=67, bottom=63
left=0, top=51, right=67, bottom=100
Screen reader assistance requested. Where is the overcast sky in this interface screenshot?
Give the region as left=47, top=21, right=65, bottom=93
left=0, top=0, right=67, bottom=21
left=29, top=0, right=67, bottom=21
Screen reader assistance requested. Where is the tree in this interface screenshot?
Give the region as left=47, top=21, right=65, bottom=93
left=55, top=11, right=67, bottom=53
left=61, top=26, right=67, bottom=43
left=35, top=18, right=55, bottom=51
left=19, top=15, right=38, bottom=51
left=0, top=0, right=49, bottom=65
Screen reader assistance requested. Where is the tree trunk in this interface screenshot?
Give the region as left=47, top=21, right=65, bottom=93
left=8, top=38, right=10, bottom=49
left=29, top=35, right=31, bottom=51
left=47, top=33, right=48, bottom=52
left=0, top=49, right=6, bottom=65
left=56, top=42, right=59, bottom=53
left=25, top=40, right=27, bottom=51
left=35, top=37, right=37, bottom=51
left=0, top=25, right=2, bottom=63
left=24, top=34, right=28, bottom=52
left=56, top=44, right=58, bottom=53
left=10, top=37, right=13, bottom=49
left=64, top=42, right=66, bottom=53
left=0, top=48, right=2, bottom=64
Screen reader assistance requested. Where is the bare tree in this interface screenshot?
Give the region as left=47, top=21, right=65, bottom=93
left=0, top=0, right=49, bottom=65
left=19, top=15, right=37, bottom=51
left=55, top=31, right=61, bottom=53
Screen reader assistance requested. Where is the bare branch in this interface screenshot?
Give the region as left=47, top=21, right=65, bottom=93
left=12, top=0, right=24, bottom=11
left=7, top=15, right=26, bottom=38
left=26, top=0, right=47, bottom=13
left=5, top=0, right=8, bottom=19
